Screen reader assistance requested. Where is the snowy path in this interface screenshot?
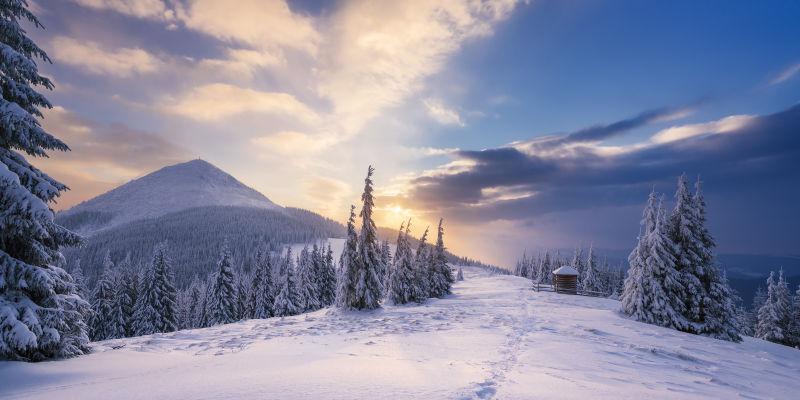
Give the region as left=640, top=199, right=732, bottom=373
left=1, top=267, right=798, bottom=399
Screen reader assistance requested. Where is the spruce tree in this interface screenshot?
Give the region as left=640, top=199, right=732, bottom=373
left=274, top=248, right=301, bottom=317
left=428, top=219, right=453, bottom=298
left=791, top=285, right=800, bottom=346
left=622, top=192, right=687, bottom=330
left=70, top=259, right=88, bottom=299
left=235, top=268, right=250, bottom=320
left=756, top=271, right=788, bottom=344
left=379, top=240, right=392, bottom=288
left=700, top=269, right=741, bottom=342
left=152, top=244, right=177, bottom=333
left=412, top=226, right=431, bottom=302
left=89, top=261, right=116, bottom=341
left=108, top=272, right=130, bottom=339
left=456, top=267, right=464, bottom=281
left=115, top=254, right=136, bottom=336
left=536, top=251, right=552, bottom=284
left=354, top=166, right=383, bottom=309
left=0, top=0, right=91, bottom=361
left=582, top=244, right=601, bottom=293
left=207, top=242, right=237, bottom=326
left=387, top=221, right=416, bottom=305
left=250, top=251, right=275, bottom=319
left=296, top=245, right=320, bottom=312
left=571, top=247, right=585, bottom=286
left=318, top=244, right=337, bottom=307
left=335, top=206, right=360, bottom=309
left=669, top=174, right=703, bottom=325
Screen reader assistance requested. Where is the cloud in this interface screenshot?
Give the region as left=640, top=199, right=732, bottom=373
left=651, top=115, right=754, bottom=144
left=517, top=107, right=691, bottom=153
left=198, top=48, right=285, bottom=78
left=162, top=83, right=319, bottom=122
left=770, top=61, right=800, bottom=85
left=37, top=107, right=190, bottom=209
left=176, top=0, right=319, bottom=55
left=423, top=98, right=465, bottom=127
left=398, top=104, right=800, bottom=226
left=50, top=36, right=163, bottom=77
left=251, top=131, right=333, bottom=156
left=317, top=0, right=520, bottom=137
left=70, top=0, right=175, bottom=21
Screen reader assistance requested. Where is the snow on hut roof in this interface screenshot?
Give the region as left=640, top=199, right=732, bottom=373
left=552, top=265, right=579, bottom=276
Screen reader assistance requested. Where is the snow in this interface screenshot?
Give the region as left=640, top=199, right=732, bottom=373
left=1, top=268, right=798, bottom=399
left=59, top=159, right=282, bottom=235
left=552, top=265, right=579, bottom=276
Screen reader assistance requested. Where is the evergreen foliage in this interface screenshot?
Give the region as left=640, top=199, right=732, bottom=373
left=206, top=242, right=238, bottom=326
left=427, top=219, right=453, bottom=298
left=0, top=0, right=89, bottom=360
left=274, top=248, right=301, bottom=317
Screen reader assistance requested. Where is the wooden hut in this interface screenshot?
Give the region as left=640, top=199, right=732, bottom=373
left=552, top=265, right=579, bottom=294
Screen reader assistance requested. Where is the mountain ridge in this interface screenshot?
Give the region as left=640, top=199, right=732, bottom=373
left=58, top=159, right=281, bottom=235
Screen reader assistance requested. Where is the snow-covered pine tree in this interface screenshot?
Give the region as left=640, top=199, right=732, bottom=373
left=571, top=247, right=585, bottom=287
left=582, top=244, right=601, bottom=294
left=700, top=268, right=741, bottom=342
left=379, top=240, right=392, bottom=288
left=756, top=271, right=789, bottom=344
left=428, top=219, right=453, bottom=298
left=235, top=268, right=250, bottom=320
left=207, top=242, right=238, bottom=326
left=750, top=286, right=767, bottom=334
left=791, top=285, right=800, bottom=346
left=274, top=248, right=301, bottom=317
left=353, top=166, right=384, bottom=309
left=318, top=244, right=337, bottom=307
left=412, top=226, right=431, bottom=302
left=296, top=245, right=320, bottom=312
left=182, top=276, right=202, bottom=328
left=89, top=259, right=116, bottom=341
left=108, top=271, right=130, bottom=339
left=152, top=244, right=177, bottom=333
left=250, top=251, right=275, bottom=319
left=668, top=174, right=702, bottom=325
left=456, top=267, right=464, bottom=281
left=536, top=251, right=552, bottom=284
left=387, top=221, right=416, bottom=305
left=70, top=259, right=88, bottom=299
left=0, top=0, right=91, bottom=361
left=132, top=262, right=155, bottom=336
left=692, top=177, right=740, bottom=340
left=112, top=253, right=136, bottom=336
left=622, top=192, right=688, bottom=331
left=335, top=206, right=359, bottom=309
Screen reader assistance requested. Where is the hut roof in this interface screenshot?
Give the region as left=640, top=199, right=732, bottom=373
left=552, top=265, right=579, bottom=276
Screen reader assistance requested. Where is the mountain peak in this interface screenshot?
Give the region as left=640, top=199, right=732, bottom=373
left=60, top=159, right=281, bottom=235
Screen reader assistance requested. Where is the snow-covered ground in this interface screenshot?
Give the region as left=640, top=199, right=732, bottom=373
left=1, top=267, right=798, bottom=399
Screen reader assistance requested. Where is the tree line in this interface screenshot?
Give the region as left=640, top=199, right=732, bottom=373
left=512, top=245, right=626, bottom=297
left=72, top=166, right=457, bottom=342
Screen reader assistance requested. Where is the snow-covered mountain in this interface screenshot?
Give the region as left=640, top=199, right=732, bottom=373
left=55, top=160, right=343, bottom=286
left=1, top=267, right=796, bottom=399
left=58, top=159, right=281, bottom=235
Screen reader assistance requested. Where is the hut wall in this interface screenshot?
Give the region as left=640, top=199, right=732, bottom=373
left=553, top=275, right=578, bottom=294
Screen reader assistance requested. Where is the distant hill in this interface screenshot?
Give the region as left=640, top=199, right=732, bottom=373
left=58, top=159, right=281, bottom=236
left=56, top=160, right=339, bottom=287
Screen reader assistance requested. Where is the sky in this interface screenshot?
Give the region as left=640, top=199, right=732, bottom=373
left=28, top=0, right=800, bottom=267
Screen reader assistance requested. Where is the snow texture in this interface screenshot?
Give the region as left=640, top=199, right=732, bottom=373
left=1, top=267, right=797, bottom=399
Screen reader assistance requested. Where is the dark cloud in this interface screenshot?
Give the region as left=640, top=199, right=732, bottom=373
left=404, top=104, right=800, bottom=253
left=525, top=106, right=686, bottom=150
